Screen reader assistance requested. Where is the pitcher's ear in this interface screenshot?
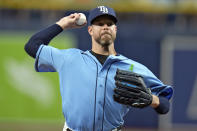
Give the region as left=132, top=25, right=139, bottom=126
left=88, top=26, right=93, bottom=35
left=115, top=25, right=117, bottom=32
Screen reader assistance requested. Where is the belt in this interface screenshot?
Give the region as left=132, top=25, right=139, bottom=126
left=64, top=122, right=122, bottom=131
left=66, top=127, right=121, bottom=131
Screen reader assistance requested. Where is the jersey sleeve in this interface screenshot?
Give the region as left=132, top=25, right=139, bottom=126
left=142, top=69, right=173, bottom=100
left=35, top=45, right=73, bottom=72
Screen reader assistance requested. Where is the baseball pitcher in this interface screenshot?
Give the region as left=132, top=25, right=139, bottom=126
left=25, top=6, right=173, bottom=131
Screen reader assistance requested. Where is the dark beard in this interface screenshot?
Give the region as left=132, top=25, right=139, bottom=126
left=95, top=34, right=113, bottom=47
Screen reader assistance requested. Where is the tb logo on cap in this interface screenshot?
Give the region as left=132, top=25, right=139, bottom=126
left=98, top=6, right=108, bottom=13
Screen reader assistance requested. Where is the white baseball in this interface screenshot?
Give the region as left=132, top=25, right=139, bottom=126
left=76, top=13, right=86, bottom=25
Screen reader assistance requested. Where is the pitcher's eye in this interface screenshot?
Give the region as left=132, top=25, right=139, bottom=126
left=98, top=23, right=104, bottom=26
left=107, top=22, right=113, bottom=26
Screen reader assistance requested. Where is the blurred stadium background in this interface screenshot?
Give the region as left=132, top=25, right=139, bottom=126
left=0, top=0, right=197, bottom=131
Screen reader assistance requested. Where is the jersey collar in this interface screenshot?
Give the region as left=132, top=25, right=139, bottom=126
left=83, top=50, right=128, bottom=62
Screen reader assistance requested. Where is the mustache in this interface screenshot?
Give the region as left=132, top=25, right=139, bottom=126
left=101, top=32, right=111, bottom=36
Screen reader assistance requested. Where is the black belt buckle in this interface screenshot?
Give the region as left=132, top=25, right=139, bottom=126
left=117, top=125, right=122, bottom=131
left=66, top=128, right=72, bottom=131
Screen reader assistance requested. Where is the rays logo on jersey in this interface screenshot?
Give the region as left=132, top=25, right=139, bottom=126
left=98, top=6, right=108, bottom=13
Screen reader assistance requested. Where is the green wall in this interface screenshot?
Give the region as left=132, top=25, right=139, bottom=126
left=0, top=31, right=76, bottom=124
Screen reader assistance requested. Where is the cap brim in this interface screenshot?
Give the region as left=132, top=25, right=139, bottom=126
left=90, top=14, right=117, bottom=25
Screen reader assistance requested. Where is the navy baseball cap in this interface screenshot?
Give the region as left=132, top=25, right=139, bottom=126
left=88, top=6, right=117, bottom=25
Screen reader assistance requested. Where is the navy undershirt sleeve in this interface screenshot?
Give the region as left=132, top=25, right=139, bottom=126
left=155, top=96, right=170, bottom=114
left=24, top=24, right=63, bottom=58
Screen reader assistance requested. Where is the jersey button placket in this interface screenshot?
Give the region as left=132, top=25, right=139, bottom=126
left=96, top=72, right=105, bottom=131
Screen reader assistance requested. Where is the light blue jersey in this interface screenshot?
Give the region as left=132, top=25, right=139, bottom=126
left=35, top=45, right=173, bottom=131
